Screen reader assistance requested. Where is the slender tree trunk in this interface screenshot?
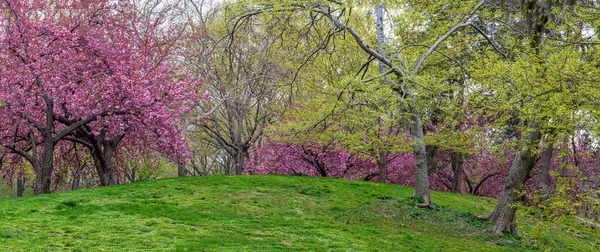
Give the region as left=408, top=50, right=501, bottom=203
left=480, top=129, right=541, bottom=235
left=377, top=153, right=387, bottom=183
left=72, top=171, right=80, bottom=191
left=16, top=177, right=24, bottom=197
left=179, top=118, right=189, bottom=177
left=374, top=2, right=386, bottom=75
left=560, top=154, right=569, bottom=176
left=535, top=141, right=553, bottom=193
left=374, top=2, right=391, bottom=185
left=411, top=112, right=433, bottom=208
left=375, top=2, right=388, bottom=185
left=451, top=152, right=464, bottom=193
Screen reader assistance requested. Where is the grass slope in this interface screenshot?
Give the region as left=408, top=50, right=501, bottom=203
left=0, top=175, right=597, bottom=251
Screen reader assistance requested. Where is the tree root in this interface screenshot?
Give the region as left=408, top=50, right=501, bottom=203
left=416, top=197, right=436, bottom=209
left=477, top=213, right=491, bottom=220
left=478, top=211, right=520, bottom=235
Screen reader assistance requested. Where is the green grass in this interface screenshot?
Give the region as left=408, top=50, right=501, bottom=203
left=0, top=175, right=597, bottom=251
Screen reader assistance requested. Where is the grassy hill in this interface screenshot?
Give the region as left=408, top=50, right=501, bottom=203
left=0, top=175, right=597, bottom=251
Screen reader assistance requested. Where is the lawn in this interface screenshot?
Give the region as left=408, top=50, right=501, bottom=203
left=0, top=175, right=597, bottom=251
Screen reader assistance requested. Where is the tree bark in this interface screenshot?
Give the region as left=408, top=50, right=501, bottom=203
left=16, top=177, right=24, bottom=197
left=34, top=123, right=56, bottom=195
left=74, top=128, right=121, bottom=187
left=178, top=164, right=187, bottom=177
left=235, top=149, right=244, bottom=175
left=480, top=129, right=541, bottom=235
left=92, top=142, right=117, bottom=186
left=374, top=2, right=386, bottom=75
left=451, top=152, right=464, bottom=193
left=412, top=112, right=433, bottom=208
left=535, top=141, right=553, bottom=193
left=377, top=152, right=387, bottom=183
left=72, top=171, right=80, bottom=191
left=374, top=2, right=388, bottom=185
left=34, top=155, right=54, bottom=194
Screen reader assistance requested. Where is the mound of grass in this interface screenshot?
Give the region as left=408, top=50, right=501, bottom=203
left=0, top=175, right=597, bottom=251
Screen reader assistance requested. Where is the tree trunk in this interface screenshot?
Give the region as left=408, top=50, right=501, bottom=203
left=480, top=0, right=552, bottom=235
left=374, top=2, right=389, bottom=184
left=377, top=153, right=387, bottom=183
left=34, top=132, right=55, bottom=195
left=16, top=177, right=24, bottom=197
left=94, top=158, right=115, bottom=186
left=374, top=2, right=386, bottom=75
left=560, top=153, right=569, bottom=176
left=93, top=143, right=117, bottom=186
left=411, top=112, right=433, bottom=208
left=535, top=142, right=553, bottom=193
left=451, top=152, right=464, bottom=193
left=178, top=164, right=187, bottom=177
left=235, top=150, right=244, bottom=175
left=72, top=171, right=80, bottom=191
left=34, top=162, right=53, bottom=194
left=480, top=130, right=541, bottom=235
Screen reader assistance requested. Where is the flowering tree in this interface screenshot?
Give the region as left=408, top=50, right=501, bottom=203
left=247, top=138, right=518, bottom=199
left=0, top=0, right=197, bottom=194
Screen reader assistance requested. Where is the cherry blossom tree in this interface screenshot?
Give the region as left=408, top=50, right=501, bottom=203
left=0, top=0, right=197, bottom=194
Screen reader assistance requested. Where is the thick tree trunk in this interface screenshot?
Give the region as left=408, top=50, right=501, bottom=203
left=93, top=143, right=117, bottom=186
left=178, top=164, right=187, bottom=177
left=34, top=162, right=53, bottom=194
left=77, top=131, right=123, bottom=187
left=411, top=112, right=433, bottom=208
left=451, top=152, right=464, bottom=193
left=34, top=132, right=55, bottom=195
left=94, top=157, right=116, bottom=186
left=535, top=142, right=553, bottom=193
left=235, top=150, right=244, bottom=175
left=480, top=130, right=541, bottom=235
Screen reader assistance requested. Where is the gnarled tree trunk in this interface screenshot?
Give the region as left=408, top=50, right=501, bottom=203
left=92, top=142, right=117, bottom=186
left=480, top=0, right=557, bottom=235
left=480, top=130, right=541, bottom=234
left=71, top=127, right=122, bottom=187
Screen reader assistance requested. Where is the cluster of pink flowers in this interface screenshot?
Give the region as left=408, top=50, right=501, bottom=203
left=247, top=139, right=599, bottom=199
left=0, top=0, right=199, bottom=192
